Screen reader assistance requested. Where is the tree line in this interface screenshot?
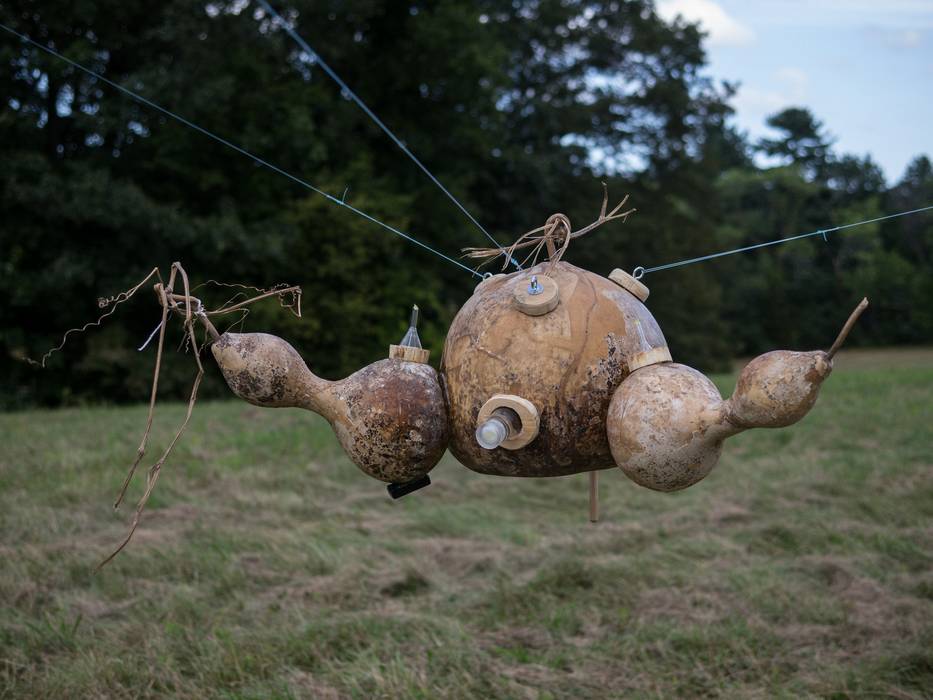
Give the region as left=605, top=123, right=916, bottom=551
left=1, top=0, right=931, bottom=407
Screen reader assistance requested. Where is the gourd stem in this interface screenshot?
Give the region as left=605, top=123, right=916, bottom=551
left=827, top=297, right=869, bottom=359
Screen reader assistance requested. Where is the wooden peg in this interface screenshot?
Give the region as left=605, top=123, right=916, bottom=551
left=589, top=471, right=599, bottom=523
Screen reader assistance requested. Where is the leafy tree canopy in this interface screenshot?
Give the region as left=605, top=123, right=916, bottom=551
left=0, top=1, right=930, bottom=407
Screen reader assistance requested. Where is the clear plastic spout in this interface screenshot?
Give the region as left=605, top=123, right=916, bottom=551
left=476, top=415, right=510, bottom=450
left=399, top=305, right=423, bottom=349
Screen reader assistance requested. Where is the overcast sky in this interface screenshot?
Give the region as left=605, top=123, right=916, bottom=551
left=656, top=0, right=933, bottom=183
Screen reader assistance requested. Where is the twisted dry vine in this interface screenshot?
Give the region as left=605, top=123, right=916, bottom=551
left=27, top=263, right=302, bottom=569
left=464, top=185, right=636, bottom=274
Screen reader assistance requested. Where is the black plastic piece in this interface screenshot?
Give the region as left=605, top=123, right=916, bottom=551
left=387, top=474, right=431, bottom=499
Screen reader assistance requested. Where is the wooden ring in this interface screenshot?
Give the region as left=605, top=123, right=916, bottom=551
left=477, top=394, right=540, bottom=450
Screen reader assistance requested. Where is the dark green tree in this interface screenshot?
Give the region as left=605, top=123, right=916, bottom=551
left=758, top=107, right=834, bottom=180
left=2, top=2, right=929, bottom=407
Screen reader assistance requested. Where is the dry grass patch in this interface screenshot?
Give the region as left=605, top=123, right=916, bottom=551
left=0, top=348, right=931, bottom=698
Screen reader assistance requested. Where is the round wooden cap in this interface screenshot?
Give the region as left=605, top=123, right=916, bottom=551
left=477, top=394, right=540, bottom=450
left=608, top=268, right=650, bottom=302
left=513, top=274, right=559, bottom=316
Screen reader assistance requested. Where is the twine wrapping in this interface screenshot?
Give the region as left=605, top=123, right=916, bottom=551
left=464, top=186, right=636, bottom=275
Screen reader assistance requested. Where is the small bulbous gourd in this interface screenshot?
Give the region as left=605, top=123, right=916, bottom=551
left=606, top=298, right=867, bottom=492
left=605, top=352, right=834, bottom=493
left=606, top=363, right=738, bottom=492
left=211, top=332, right=448, bottom=484
left=210, top=332, right=317, bottom=409
left=726, top=350, right=832, bottom=428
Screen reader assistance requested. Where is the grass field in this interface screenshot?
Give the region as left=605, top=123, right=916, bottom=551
left=1, top=348, right=931, bottom=699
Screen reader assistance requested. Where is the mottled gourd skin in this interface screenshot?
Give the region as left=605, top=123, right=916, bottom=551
left=211, top=333, right=317, bottom=408
left=440, top=261, right=671, bottom=477
left=211, top=276, right=857, bottom=493
left=212, top=333, right=448, bottom=483
left=604, top=351, right=838, bottom=492
left=325, top=359, right=449, bottom=483
left=606, top=363, right=738, bottom=492
left=727, top=350, right=832, bottom=428
left=602, top=298, right=864, bottom=492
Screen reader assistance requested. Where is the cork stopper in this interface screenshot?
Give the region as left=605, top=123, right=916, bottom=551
left=608, top=268, right=649, bottom=302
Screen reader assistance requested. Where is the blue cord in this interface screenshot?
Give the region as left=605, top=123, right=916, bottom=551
left=256, top=0, right=521, bottom=269
left=633, top=205, right=933, bottom=278
left=0, top=21, right=485, bottom=280
left=9, top=21, right=927, bottom=284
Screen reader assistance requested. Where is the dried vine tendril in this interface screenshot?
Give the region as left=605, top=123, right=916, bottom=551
left=26, top=262, right=302, bottom=569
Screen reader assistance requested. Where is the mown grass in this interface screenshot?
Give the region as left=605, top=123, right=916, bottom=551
left=1, top=348, right=931, bottom=699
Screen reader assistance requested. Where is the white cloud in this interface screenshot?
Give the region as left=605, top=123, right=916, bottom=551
left=804, top=0, right=933, bottom=14
left=733, top=67, right=809, bottom=123
left=773, top=67, right=808, bottom=98
left=863, top=26, right=927, bottom=49
left=714, top=1, right=933, bottom=31
left=898, top=29, right=924, bottom=47
left=656, top=0, right=756, bottom=47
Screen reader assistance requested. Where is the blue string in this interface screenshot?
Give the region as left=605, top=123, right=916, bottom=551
left=11, top=21, right=928, bottom=284
left=0, top=21, right=485, bottom=280
left=256, top=0, right=521, bottom=270
left=633, top=205, right=933, bottom=278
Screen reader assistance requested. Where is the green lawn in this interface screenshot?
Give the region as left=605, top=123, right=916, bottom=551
left=1, top=348, right=931, bottom=699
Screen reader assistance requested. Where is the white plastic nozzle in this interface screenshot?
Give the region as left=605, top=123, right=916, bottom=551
left=476, top=416, right=510, bottom=450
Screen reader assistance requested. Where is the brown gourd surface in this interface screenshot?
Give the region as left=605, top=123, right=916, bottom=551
left=441, top=261, right=669, bottom=477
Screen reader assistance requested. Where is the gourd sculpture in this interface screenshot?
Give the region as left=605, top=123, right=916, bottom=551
left=53, top=206, right=867, bottom=566
left=206, top=211, right=868, bottom=500
left=3, top=0, right=895, bottom=571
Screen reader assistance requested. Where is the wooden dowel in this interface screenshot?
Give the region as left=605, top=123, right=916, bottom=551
left=589, top=470, right=599, bottom=523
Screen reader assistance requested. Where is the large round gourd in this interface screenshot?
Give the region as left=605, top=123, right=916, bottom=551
left=440, top=261, right=671, bottom=477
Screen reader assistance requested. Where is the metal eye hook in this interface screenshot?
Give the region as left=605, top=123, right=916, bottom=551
left=527, top=275, right=543, bottom=295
